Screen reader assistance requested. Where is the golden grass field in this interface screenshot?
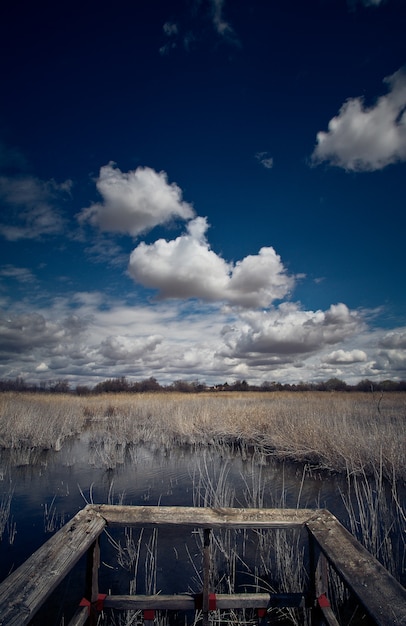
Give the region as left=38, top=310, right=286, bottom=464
left=0, top=391, right=405, bottom=480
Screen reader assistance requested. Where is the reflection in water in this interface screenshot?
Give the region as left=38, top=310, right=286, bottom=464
left=0, top=438, right=405, bottom=625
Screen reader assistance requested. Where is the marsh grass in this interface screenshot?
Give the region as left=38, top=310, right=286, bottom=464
left=1, top=391, right=404, bottom=480
left=1, top=390, right=405, bottom=624
left=101, top=454, right=310, bottom=626
left=0, top=490, right=15, bottom=544
left=43, top=495, right=66, bottom=533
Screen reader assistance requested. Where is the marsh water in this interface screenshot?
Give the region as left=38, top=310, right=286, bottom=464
left=0, top=436, right=405, bottom=625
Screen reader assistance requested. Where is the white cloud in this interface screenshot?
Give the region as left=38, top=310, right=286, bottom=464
left=374, top=349, right=406, bottom=373
left=160, top=0, right=238, bottom=54
left=311, top=67, right=406, bottom=171
left=323, top=349, right=367, bottom=364
left=36, top=362, right=49, bottom=372
left=98, top=335, right=163, bottom=362
left=78, top=163, right=195, bottom=237
left=163, top=21, right=178, bottom=36
left=379, top=329, right=406, bottom=349
left=128, top=217, right=294, bottom=307
left=0, top=175, right=71, bottom=240
left=0, top=265, right=36, bottom=283
left=255, top=152, right=274, bottom=169
left=0, top=311, right=87, bottom=360
left=219, top=303, right=364, bottom=362
left=1, top=293, right=405, bottom=386
left=210, top=0, right=235, bottom=38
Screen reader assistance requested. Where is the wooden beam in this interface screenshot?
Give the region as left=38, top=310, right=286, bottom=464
left=306, top=511, right=406, bottom=626
left=93, top=505, right=316, bottom=529
left=102, top=592, right=305, bottom=611
left=0, top=506, right=106, bottom=626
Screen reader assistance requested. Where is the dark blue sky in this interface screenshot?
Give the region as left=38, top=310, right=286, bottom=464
left=0, top=0, right=405, bottom=386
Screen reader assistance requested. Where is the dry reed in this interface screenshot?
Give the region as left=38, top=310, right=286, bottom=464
left=0, top=391, right=404, bottom=480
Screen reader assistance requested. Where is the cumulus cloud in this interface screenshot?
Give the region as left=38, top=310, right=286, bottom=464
left=128, top=217, right=294, bottom=307
left=98, top=334, right=163, bottom=362
left=78, top=163, right=195, bottom=237
left=311, top=67, right=406, bottom=171
left=374, top=349, right=406, bottom=373
left=379, top=329, right=406, bottom=349
left=0, top=311, right=87, bottom=360
left=323, top=349, right=367, bottom=364
left=219, top=303, right=364, bottom=363
left=1, top=292, right=405, bottom=385
left=0, top=175, right=71, bottom=240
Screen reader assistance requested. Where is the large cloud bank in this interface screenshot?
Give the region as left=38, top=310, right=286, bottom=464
left=312, top=68, right=406, bottom=171
left=2, top=295, right=402, bottom=386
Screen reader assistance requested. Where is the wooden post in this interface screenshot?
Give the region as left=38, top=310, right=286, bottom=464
left=85, top=537, right=100, bottom=626
left=309, top=532, right=336, bottom=626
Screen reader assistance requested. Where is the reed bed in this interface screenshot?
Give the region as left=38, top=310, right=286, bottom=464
left=0, top=391, right=404, bottom=480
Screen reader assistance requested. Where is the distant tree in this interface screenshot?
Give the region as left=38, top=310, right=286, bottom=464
left=139, top=377, right=162, bottom=392
left=324, top=378, right=348, bottom=392
left=261, top=381, right=284, bottom=391
left=169, top=379, right=195, bottom=393
left=49, top=379, right=71, bottom=393
left=93, top=377, right=130, bottom=393
left=75, top=385, right=92, bottom=395
left=355, top=379, right=375, bottom=392
left=378, top=380, right=398, bottom=392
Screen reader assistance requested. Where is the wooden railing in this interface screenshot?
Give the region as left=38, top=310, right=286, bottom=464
left=0, top=506, right=405, bottom=626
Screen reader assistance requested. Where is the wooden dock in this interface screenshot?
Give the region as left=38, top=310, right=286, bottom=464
left=0, top=506, right=405, bottom=625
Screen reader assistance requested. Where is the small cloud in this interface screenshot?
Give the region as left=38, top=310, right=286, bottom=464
left=379, top=330, right=406, bottom=349
left=0, top=265, right=36, bottom=283
left=323, top=349, right=367, bottom=364
left=348, top=0, right=384, bottom=7
left=160, top=21, right=179, bottom=55
left=163, top=21, right=178, bottom=36
left=210, top=0, right=237, bottom=40
left=78, top=163, right=195, bottom=237
left=36, top=362, right=49, bottom=372
left=98, top=334, right=163, bottom=362
left=0, top=175, right=71, bottom=240
left=255, top=152, right=274, bottom=169
left=311, top=67, right=406, bottom=171
left=160, top=0, right=239, bottom=54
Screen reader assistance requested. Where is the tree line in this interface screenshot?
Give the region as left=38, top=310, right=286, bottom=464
left=0, top=375, right=405, bottom=394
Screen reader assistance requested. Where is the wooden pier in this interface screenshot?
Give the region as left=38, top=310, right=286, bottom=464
left=0, top=505, right=405, bottom=626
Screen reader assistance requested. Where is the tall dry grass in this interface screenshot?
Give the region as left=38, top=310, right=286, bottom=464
left=0, top=391, right=405, bottom=480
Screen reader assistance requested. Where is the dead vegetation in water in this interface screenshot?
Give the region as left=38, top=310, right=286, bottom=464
left=0, top=391, right=405, bottom=480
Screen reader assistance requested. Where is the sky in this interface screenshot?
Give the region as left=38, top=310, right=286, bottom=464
left=0, top=0, right=405, bottom=388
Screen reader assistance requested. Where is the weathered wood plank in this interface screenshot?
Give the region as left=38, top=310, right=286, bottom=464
left=102, top=592, right=305, bottom=611
left=0, top=505, right=106, bottom=626
left=93, top=505, right=316, bottom=528
left=307, top=510, right=406, bottom=626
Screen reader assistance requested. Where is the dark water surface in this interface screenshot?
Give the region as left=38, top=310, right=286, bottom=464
left=0, top=437, right=404, bottom=625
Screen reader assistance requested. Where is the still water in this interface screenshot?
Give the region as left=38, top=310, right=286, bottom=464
left=0, top=436, right=404, bottom=625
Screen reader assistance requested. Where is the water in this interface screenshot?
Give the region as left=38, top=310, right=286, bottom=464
left=0, top=437, right=404, bottom=625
